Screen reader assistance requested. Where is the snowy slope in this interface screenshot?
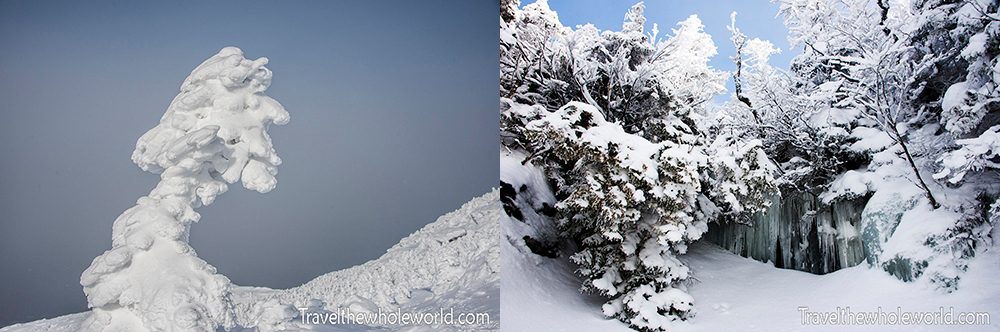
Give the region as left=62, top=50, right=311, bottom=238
left=267, top=189, right=500, bottom=331
left=501, top=150, right=1000, bottom=332
left=1, top=190, right=501, bottom=332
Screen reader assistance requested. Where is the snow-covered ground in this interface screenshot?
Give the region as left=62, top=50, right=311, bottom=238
left=1, top=191, right=500, bottom=332
left=501, top=150, right=1000, bottom=332
left=5, top=148, right=997, bottom=331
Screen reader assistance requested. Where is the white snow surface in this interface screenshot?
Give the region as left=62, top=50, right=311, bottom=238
left=500, top=151, right=1000, bottom=332
left=3, top=190, right=500, bottom=332
left=266, top=189, right=501, bottom=331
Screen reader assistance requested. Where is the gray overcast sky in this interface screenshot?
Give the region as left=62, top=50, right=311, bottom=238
left=0, top=0, right=497, bottom=326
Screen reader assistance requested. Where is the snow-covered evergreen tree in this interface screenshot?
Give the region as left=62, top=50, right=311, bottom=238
left=502, top=2, right=774, bottom=330
left=930, top=0, right=1000, bottom=184
left=79, top=47, right=289, bottom=332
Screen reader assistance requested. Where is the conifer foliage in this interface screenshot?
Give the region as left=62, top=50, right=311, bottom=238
left=502, top=2, right=776, bottom=329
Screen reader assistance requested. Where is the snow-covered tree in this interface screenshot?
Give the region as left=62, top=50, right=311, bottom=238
left=515, top=101, right=773, bottom=330
left=737, top=0, right=1000, bottom=289
left=715, top=11, right=868, bottom=196
left=501, top=1, right=725, bottom=140
left=80, top=47, right=290, bottom=332
left=775, top=0, right=945, bottom=207
left=502, top=2, right=774, bottom=330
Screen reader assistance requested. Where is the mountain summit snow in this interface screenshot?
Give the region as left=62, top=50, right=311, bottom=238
left=2, top=190, right=501, bottom=332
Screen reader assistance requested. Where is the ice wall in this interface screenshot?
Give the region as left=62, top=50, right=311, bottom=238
left=79, top=47, right=289, bottom=332
left=704, top=191, right=869, bottom=274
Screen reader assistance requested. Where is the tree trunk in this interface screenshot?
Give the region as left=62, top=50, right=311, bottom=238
left=890, top=126, right=940, bottom=209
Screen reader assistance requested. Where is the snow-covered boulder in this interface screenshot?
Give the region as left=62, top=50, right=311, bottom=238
left=858, top=180, right=924, bottom=266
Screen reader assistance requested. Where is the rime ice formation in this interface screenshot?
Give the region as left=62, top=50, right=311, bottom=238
left=228, top=190, right=501, bottom=331
left=2, top=190, right=500, bottom=332
left=78, top=47, right=289, bottom=332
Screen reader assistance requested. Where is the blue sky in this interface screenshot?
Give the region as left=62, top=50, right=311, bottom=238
left=0, top=0, right=497, bottom=326
left=542, top=0, right=799, bottom=106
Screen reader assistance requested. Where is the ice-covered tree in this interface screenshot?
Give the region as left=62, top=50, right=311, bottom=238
left=79, top=47, right=290, bottom=332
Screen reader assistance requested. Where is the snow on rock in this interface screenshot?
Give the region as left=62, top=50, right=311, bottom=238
left=879, top=200, right=962, bottom=282
left=77, top=47, right=289, bottom=332
left=820, top=170, right=873, bottom=204
left=857, top=180, right=924, bottom=266
left=849, top=126, right=895, bottom=153
left=500, top=149, right=558, bottom=247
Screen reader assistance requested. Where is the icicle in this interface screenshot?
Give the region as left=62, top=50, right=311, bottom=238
left=705, top=191, right=870, bottom=274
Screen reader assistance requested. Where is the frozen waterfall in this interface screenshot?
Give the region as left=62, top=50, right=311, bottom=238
left=704, top=191, right=870, bottom=274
